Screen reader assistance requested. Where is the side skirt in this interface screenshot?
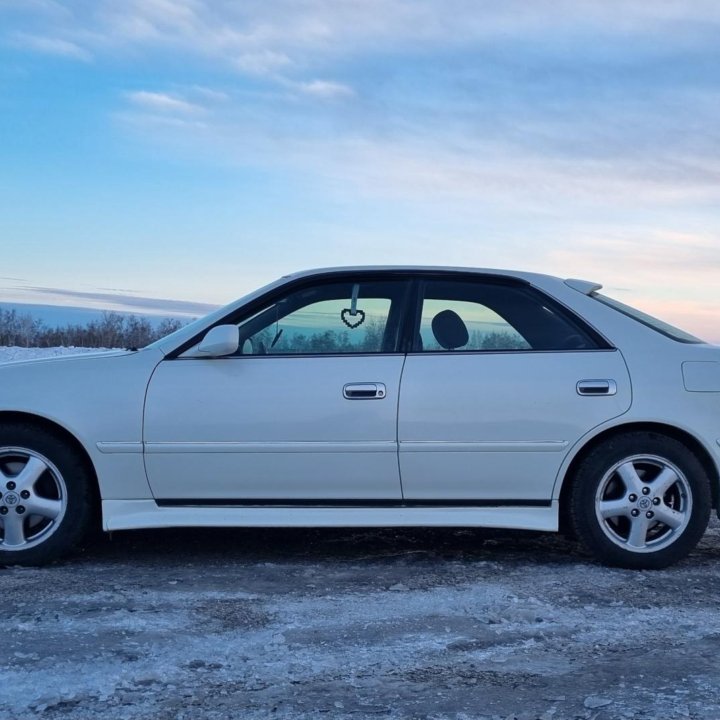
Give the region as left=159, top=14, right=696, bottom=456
left=102, top=500, right=559, bottom=532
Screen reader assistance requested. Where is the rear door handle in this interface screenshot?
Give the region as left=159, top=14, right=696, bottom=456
left=577, top=379, right=617, bottom=396
left=343, top=383, right=386, bottom=400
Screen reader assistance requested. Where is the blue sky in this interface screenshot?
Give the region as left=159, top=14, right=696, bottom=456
left=1, top=1, right=719, bottom=339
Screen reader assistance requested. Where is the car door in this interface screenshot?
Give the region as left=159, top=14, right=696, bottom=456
left=143, top=277, right=410, bottom=501
left=398, top=276, right=632, bottom=501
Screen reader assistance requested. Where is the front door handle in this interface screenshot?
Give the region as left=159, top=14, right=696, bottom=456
left=577, top=379, right=617, bottom=396
left=343, top=383, right=386, bottom=400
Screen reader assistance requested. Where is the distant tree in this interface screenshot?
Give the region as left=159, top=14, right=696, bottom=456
left=0, top=306, right=189, bottom=349
left=359, top=319, right=384, bottom=351
left=479, top=331, right=530, bottom=350
left=154, top=317, right=183, bottom=338
left=125, top=315, right=154, bottom=349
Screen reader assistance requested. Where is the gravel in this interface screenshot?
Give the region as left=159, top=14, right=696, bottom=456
left=2, top=522, right=720, bottom=720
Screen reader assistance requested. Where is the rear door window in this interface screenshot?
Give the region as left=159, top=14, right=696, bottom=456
left=415, top=279, right=606, bottom=352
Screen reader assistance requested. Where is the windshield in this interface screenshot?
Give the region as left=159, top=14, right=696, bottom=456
left=592, top=293, right=705, bottom=344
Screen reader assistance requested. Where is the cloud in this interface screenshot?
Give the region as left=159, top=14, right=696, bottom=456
left=12, top=32, right=91, bottom=60
left=1, top=1, right=72, bottom=20
left=42, top=1, right=720, bottom=60
left=234, top=50, right=292, bottom=76
left=5, top=286, right=218, bottom=318
left=9, top=1, right=719, bottom=116
left=10, top=1, right=713, bottom=90
left=546, top=230, right=720, bottom=282
left=126, top=90, right=204, bottom=114
left=60, top=0, right=711, bottom=208
left=164, top=110, right=720, bottom=209
left=189, top=85, right=229, bottom=102
left=292, top=79, right=355, bottom=99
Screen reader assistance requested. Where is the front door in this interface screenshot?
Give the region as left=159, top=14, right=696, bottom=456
left=144, top=277, right=409, bottom=501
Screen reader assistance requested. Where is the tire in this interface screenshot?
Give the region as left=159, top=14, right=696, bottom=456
left=0, top=423, right=95, bottom=566
left=569, top=431, right=711, bottom=569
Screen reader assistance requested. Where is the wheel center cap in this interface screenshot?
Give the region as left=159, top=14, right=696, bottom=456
left=3, top=492, right=19, bottom=506
left=3, top=493, right=20, bottom=507
left=637, top=496, right=652, bottom=510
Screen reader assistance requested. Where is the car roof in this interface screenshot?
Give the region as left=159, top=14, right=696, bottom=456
left=282, top=265, right=564, bottom=284
left=284, top=267, right=604, bottom=296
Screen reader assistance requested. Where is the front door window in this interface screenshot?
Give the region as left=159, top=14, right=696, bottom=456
left=236, top=280, right=407, bottom=356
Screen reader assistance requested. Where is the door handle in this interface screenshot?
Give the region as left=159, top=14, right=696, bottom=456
left=343, top=383, right=386, bottom=400
left=577, top=379, right=617, bottom=396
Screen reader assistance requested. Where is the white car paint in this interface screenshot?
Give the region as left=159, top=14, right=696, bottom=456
left=1, top=266, right=719, bottom=545
left=398, top=350, right=631, bottom=500
left=0, top=349, right=161, bottom=500
left=101, top=499, right=558, bottom=533
left=143, top=355, right=405, bottom=499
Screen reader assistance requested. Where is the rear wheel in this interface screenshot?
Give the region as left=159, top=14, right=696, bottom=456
left=569, top=432, right=711, bottom=569
left=0, top=424, right=94, bottom=566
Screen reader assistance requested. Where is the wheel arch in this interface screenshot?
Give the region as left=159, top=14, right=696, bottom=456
left=0, top=410, right=101, bottom=527
left=557, top=421, right=720, bottom=532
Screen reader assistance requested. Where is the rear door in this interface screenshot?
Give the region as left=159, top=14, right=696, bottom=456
left=398, top=276, right=631, bottom=501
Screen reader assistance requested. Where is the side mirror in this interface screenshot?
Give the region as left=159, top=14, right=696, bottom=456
left=197, top=325, right=239, bottom=357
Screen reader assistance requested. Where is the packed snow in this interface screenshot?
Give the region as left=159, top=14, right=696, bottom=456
left=0, top=346, right=116, bottom=363
left=1, top=525, right=719, bottom=719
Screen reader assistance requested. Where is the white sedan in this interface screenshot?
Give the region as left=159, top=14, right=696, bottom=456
left=1, top=267, right=718, bottom=568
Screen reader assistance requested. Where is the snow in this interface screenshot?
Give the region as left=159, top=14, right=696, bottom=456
left=0, top=346, right=116, bottom=363
left=1, top=525, right=719, bottom=719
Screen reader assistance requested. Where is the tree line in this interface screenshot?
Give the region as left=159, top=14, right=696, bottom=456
left=247, top=322, right=528, bottom=354
left=0, top=307, right=185, bottom=348
left=249, top=318, right=386, bottom=354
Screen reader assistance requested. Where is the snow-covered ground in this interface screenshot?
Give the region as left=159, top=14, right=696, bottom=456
left=0, top=346, right=116, bottom=363
left=1, top=525, right=719, bottom=720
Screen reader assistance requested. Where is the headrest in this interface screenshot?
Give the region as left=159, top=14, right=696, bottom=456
left=431, top=310, right=469, bottom=350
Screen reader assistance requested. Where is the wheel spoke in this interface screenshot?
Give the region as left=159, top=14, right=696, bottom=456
left=599, top=498, right=633, bottom=520
left=14, top=456, right=49, bottom=492
left=653, top=466, right=679, bottom=497
left=25, top=497, right=62, bottom=520
left=616, top=461, right=644, bottom=495
left=627, top=514, right=650, bottom=548
left=2, top=513, right=26, bottom=547
left=653, top=504, right=685, bottom=530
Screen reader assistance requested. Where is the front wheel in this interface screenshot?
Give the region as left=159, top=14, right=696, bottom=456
left=569, top=432, right=711, bottom=569
left=0, top=424, right=95, bottom=566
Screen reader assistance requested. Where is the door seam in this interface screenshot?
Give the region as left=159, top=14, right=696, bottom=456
left=396, top=353, right=408, bottom=499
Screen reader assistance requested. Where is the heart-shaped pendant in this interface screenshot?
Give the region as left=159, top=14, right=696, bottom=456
left=341, top=308, right=366, bottom=329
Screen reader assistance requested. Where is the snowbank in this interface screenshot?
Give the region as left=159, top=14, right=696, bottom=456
left=0, top=346, right=116, bottom=364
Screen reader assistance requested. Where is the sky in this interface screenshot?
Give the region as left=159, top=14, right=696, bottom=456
left=0, top=0, right=719, bottom=340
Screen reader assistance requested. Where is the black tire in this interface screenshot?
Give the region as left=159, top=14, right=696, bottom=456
left=569, top=431, right=711, bottom=569
left=0, top=423, right=95, bottom=566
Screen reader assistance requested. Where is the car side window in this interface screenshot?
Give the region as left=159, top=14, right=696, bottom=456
left=421, top=298, right=530, bottom=350
left=236, top=280, right=407, bottom=355
left=417, top=279, right=602, bottom=352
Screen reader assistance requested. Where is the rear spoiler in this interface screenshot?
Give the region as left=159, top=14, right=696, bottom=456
left=564, top=278, right=603, bottom=295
